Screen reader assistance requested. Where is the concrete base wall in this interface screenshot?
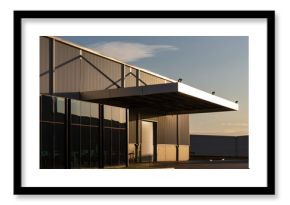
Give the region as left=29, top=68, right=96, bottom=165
left=129, top=143, right=190, bottom=162
left=157, top=144, right=177, bottom=161
left=178, top=145, right=189, bottom=161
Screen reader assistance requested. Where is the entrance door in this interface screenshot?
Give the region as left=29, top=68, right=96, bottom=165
left=141, top=121, right=154, bottom=162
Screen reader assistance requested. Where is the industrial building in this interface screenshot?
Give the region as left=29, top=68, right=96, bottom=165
left=40, top=36, right=238, bottom=168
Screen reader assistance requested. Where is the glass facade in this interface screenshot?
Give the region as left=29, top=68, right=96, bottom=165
left=40, top=95, right=66, bottom=169
left=103, top=105, right=127, bottom=167
left=40, top=95, right=127, bottom=169
left=70, top=100, right=100, bottom=168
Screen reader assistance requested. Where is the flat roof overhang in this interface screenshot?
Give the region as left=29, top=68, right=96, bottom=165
left=79, top=83, right=239, bottom=115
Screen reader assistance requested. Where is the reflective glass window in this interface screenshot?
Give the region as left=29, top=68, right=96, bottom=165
left=71, top=125, right=80, bottom=168
left=81, top=101, right=90, bottom=125
left=104, top=128, right=111, bottom=166
left=119, top=108, right=126, bottom=128
left=111, top=129, right=120, bottom=165
left=55, top=97, right=65, bottom=122
left=90, top=126, right=99, bottom=168
left=40, top=122, right=53, bottom=168
left=71, top=100, right=80, bottom=124
left=80, top=126, right=90, bottom=168
left=119, top=129, right=127, bottom=165
left=112, top=106, right=120, bottom=128
left=91, top=103, right=99, bottom=126
left=104, top=105, right=112, bottom=127
left=54, top=123, right=65, bottom=168
left=41, top=95, right=54, bottom=121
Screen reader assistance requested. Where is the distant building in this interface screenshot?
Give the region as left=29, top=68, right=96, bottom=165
left=190, top=135, right=248, bottom=158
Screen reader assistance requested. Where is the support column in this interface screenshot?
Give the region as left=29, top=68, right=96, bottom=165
left=48, top=38, right=55, bottom=95
left=136, top=69, right=140, bottom=87
left=99, top=104, right=104, bottom=168
left=176, top=114, right=179, bottom=161
left=126, top=109, right=129, bottom=167
left=135, top=112, right=141, bottom=162
left=65, top=98, right=71, bottom=169
left=121, top=64, right=125, bottom=88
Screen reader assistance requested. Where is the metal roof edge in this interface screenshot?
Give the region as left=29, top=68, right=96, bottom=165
left=177, top=83, right=239, bottom=111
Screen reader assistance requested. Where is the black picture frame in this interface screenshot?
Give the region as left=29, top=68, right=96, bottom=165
left=14, top=10, right=275, bottom=195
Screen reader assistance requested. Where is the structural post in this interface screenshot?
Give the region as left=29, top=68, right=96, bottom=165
left=99, top=104, right=104, bottom=168
left=135, top=112, right=141, bottom=163
left=48, top=38, right=55, bottom=95
left=126, top=109, right=129, bottom=167
left=121, top=64, right=125, bottom=88
left=136, top=69, right=140, bottom=87
left=65, top=98, right=71, bottom=169
left=176, top=114, right=179, bottom=161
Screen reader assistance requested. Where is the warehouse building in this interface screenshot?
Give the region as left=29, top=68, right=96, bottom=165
left=190, top=135, right=249, bottom=158
left=40, top=36, right=238, bottom=168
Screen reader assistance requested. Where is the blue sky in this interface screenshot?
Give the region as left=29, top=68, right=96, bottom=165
left=60, top=36, right=248, bottom=136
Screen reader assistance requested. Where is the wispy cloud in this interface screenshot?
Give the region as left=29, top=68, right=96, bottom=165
left=191, top=129, right=248, bottom=136
left=221, top=122, right=248, bottom=127
left=87, top=41, right=178, bottom=62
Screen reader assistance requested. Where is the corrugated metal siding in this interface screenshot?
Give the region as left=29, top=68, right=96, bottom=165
left=40, top=37, right=50, bottom=73
left=125, top=66, right=137, bottom=87
left=54, top=41, right=81, bottom=93
left=81, top=51, right=122, bottom=91
left=157, top=115, right=177, bottom=144
left=129, top=111, right=137, bottom=144
left=140, top=71, right=166, bottom=86
left=53, top=41, right=124, bottom=93
left=178, top=114, right=190, bottom=145
left=43, top=37, right=173, bottom=94
left=40, top=75, right=49, bottom=94
left=40, top=37, right=50, bottom=93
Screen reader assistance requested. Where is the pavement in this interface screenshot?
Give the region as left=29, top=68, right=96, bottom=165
left=126, top=159, right=249, bottom=169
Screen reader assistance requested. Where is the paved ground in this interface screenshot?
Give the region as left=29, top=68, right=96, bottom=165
left=126, top=159, right=248, bottom=169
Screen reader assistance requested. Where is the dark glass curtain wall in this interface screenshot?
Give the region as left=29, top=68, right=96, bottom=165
left=40, top=95, right=127, bottom=169
left=40, top=95, right=66, bottom=169
left=103, top=105, right=127, bottom=167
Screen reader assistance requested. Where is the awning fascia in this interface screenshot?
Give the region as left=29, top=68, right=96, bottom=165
left=79, top=83, right=238, bottom=114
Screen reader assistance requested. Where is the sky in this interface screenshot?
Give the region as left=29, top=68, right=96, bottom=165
left=60, top=36, right=248, bottom=136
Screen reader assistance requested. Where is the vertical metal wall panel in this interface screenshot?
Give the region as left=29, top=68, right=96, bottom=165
left=178, top=114, right=190, bottom=145
left=125, top=66, right=137, bottom=87
left=40, top=37, right=50, bottom=73
left=157, top=115, right=177, bottom=144
left=54, top=41, right=81, bottom=93
left=140, top=71, right=167, bottom=86
left=40, top=37, right=50, bottom=93
left=81, top=51, right=122, bottom=91
left=129, top=110, right=136, bottom=144
left=40, top=75, right=49, bottom=94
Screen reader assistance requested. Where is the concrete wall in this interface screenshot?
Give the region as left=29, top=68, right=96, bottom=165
left=178, top=145, right=190, bottom=161
left=157, top=144, right=176, bottom=161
